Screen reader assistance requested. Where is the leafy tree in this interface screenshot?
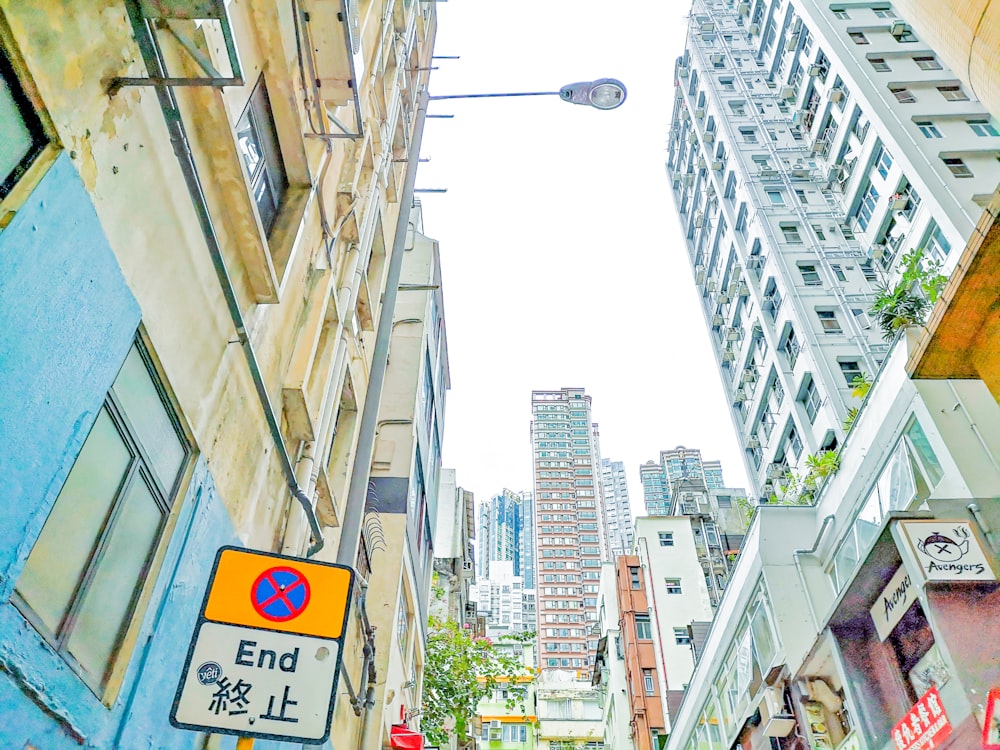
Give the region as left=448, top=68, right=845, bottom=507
left=421, top=617, right=534, bottom=747
left=869, top=248, right=947, bottom=340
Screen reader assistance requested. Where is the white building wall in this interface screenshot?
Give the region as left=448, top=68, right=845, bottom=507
left=596, top=562, right=635, bottom=750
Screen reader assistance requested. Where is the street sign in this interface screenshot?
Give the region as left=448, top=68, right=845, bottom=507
left=170, top=547, right=354, bottom=744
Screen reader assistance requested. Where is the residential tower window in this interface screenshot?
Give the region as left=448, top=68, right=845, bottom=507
left=848, top=31, right=869, bottom=44
left=874, top=145, right=893, bottom=178
left=937, top=85, right=969, bottom=101
left=890, top=86, right=916, bottom=104
left=868, top=57, right=890, bottom=72
left=766, top=189, right=784, bottom=205
left=658, top=532, right=674, bottom=546
left=780, top=223, right=802, bottom=243
left=0, top=41, right=49, bottom=199
left=839, top=359, right=862, bottom=384
left=629, top=566, right=641, bottom=589
left=14, top=340, right=191, bottom=694
left=740, top=127, right=758, bottom=144
left=664, top=578, right=683, bottom=594
left=801, top=375, right=822, bottom=423
left=643, top=669, right=656, bottom=695
left=635, top=615, right=653, bottom=639
left=913, top=55, right=941, bottom=70
left=674, top=627, right=692, bottom=645
left=236, top=76, right=288, bottom=235
left=916, top=121, right=942, bottom=139
left=943, top=157, right=973, bottom=178
left=969, top=119, right=1000, bottom=137
left=817, top=309, right=842, bottom=333
left=856, top=182, right=880, bottom=231
left=798, top=263, right=821, bottom=286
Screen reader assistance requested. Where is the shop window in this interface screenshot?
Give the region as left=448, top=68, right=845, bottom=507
left=14, top=339, right=191, bottom=695
left=236, top=76, right=289, bottom=236
left=0, top=39, right=49, bottom=199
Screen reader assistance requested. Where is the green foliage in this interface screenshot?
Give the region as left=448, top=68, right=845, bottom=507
left=850, top=373, right=872, bottom=400
left=869, top=248, right=947, bottom=340
left=773, top=452, right=840, bottom=506
left=843, top=406, right=859, bottom=433
left=734, top=494, right=757, bottom=522
left=421, top=618, right=534, bottom=746
left=804, top=450, right=841, bottom=480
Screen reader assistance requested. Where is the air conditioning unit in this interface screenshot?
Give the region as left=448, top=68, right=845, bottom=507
left=868, top=244, right=886, bottom=260
left=738, top=280, right=750, bottom=296
left=722, top=349, right=737, bottom=362
left=678, top=65, right=690, bottom=78
left=695, top=108, right=706, bottom=118
left=701, top=21, right=715, bottom=32
left=747, top=436, right=761, bottom=449
left=741, top=384, right=755, bottom=400
left=704, top=132, right=716, bottom=143
left=785, top=34, right=799, bottom=51
left=490, top=720, right=502, bottom=730
left=767, top=464, right=787, bottom=480
left=780, top=85, right=796, bottom=100
left=706, top=280, right=718, bottom=292
left=711, top=313, right=724, bottom=326
left=854, top=309, right=873, bottom=329
left=726, top=327, right=742, bottom=341
left=672, top=171, right=682, bottom=187
left=760, top=168, right=778, bottom=178
left=829, top=88, right=845, bottom=102
left=712, top=160, right=724, bottom=171
left=792, top=167, right=811, bottom=178
left=683, top=173, right=694, bottom=186
left=687, top=132, right=698, bottom=144
left=790, top=19, right=802, bottom=35
left=711, top=53, right=725, bottom=65
left=734, top=390, right=747, bottom=403
left=749, top=22, right=760, bottom=34
left=890, top=21, right=909, bottom=38
left=808, top=64, right=823, bottom=77
left=695, top=264, right=707, bottom=284
left=698, top=157, right=707, bottom=170
left=741, top=368, right=756, bottom=384
left=680, top=109, right=691, bottom=121
left=716, top=291, right=731, bottom=304
left=759, top=686, right=796, bottom=737
left=694, top=211, right=705, bottom=228
left=737, top=1, right=750, bottom=15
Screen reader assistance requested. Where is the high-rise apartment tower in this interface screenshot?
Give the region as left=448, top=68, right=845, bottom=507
left=531, top=388, right=606, bottom=670
left=666, top=0, right=1000, bottom=499
left=599, top=458, right=635, bottom=557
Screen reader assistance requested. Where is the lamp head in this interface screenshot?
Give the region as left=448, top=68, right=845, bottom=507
left=558, top=78, right=627, bottom=110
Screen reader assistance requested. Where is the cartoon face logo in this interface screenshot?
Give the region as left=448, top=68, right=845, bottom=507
left=917, top=526, right=971, bottom=562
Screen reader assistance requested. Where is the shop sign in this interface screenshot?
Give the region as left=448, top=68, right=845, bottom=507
left=983, top=687, right=1000, bottom=749
left=870, top=565, right=918, bottom=641
left=900, top=520, right=995, bottom=581
left=891, top=686, right=951, bottom=750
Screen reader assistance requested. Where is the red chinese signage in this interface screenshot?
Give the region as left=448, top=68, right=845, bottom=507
left=891, top=686, right=951, bottom=750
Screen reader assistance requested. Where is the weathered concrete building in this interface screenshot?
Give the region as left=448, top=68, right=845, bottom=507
left=0, top=0, right=440, bottom=747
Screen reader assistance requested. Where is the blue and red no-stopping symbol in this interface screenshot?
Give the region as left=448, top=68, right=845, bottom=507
left=251, top=566, right=311, bottom=622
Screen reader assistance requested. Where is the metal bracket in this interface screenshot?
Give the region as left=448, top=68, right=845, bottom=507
left=110, top=0, right=244, bottom=95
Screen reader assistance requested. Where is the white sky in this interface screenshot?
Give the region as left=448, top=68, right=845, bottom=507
left=419, top=0, right=751, bottom=510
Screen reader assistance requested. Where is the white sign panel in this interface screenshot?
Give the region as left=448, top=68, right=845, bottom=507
left=901, top=520, right=996, bottom=581
left=173, top=622, right=339, bottom=742
left=870, top=565, right=918, bottom=641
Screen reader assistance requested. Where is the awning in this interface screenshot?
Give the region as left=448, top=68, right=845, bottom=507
left=391, top=724, right=425, bottom=750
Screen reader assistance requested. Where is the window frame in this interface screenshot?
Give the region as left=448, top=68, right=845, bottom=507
left=235, top=75, right=290, bottom=237
left=13, top=336, right=192, bottom=699
left=0, top=32, right=54, bottom=202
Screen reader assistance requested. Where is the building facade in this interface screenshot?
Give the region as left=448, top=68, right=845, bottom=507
left=535, top=671, right=606, bottom=750
left=431, top=470, right=476, bottom=626
left=593, top=562, right=635, bottom=750
left=600, top=459, right=636, bottom=558
left=478, top=490, right=525, bottom=582
left=475, top=644, right=538, bottom=750
left=665, top=0, right=1000, bottom=501
left=640, top=447, right=725, bottom=516
left=0, top=0, right=442, bottom=747
left=531, top=388, right=607, bottom=670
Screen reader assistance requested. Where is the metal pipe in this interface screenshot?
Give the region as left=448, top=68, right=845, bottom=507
left=337, top=88, right=430, bottom=568
left=122, top=0, right=325, bottom=555
left=793, top=514, right=835, bottom=629
left=428, top=91, right=559, bottom=101
left=968, top=502, right=999, bottom=553
left=947, top=381, right=1000, bottom=475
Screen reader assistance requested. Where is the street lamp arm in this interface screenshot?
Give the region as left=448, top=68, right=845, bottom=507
left=428, top=91, right=561, bottom=101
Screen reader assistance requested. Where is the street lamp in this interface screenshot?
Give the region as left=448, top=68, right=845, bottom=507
left=427, top=77, right=627, bottom=110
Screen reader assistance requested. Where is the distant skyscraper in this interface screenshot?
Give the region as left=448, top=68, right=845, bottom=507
left=519, top=490, right=536, bottom=589
left=531, top=388, right=606, bottom=671
left=641, top=447, right=725, bottom=515
left=477, top=489, right=523, bottom=581
left=599, top=458, right=634, bottom=556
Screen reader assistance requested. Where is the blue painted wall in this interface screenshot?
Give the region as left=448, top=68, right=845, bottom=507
left=0, top=154, right=332, bottom=749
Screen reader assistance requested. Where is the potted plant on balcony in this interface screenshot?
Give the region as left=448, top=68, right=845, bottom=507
left=869, top=248, right=946, bottom=340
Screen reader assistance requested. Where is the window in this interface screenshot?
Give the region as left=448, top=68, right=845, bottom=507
left=832, top=264, right=847, bottom=282
left=720, top=77, right=735, bottom=91
left=924, top=221, right=952, bottom=259
left=786, top=425, right=803, bottom=460
left=658, top=532, right=674, bottom=546
left=0, top=41, right=49, bottom=199
left=839, top=359, right=862, bottom=384
left=943, top=157, right=973, bottom=178
left=236, top=76, right=288, bottom=235
left=872, top=6, right=894, bottom=18
left=780, top=223, right=802, bottom=243
left=969, top=119, right=1000, bottom=137
left=664, top=578, right=683, bottom=594
left=795, top=189, right=808, bottom=204
left=643, top=669, right=656, bottom=695
left=724, top=172, right=737, bottom=199
left=938, top=85, right=969, bottom=102
left=856, top=182, right=880, bottom=231
left=849, top=31, right=869, bottom=44
left=913, top=55, right=941, bottom=70
left=766, top=189, right=784, bottom=205
left=629, top=566, right=641, bottom=589
left=635, top=615, right=653, bottom=640
left=916, top=121, right=942, bottom=139
left=833, top=9, right=849, bottom=20
left=735, top=203, right=748, bottom=234
left=869, top=57, right=890, bottom=72
left=740, top=127, right=758, bottom=144
left=874, top=146, right=893, bottom=178
left=817, top=309, right=842, bottom=333
left=729, top=100, right=746, bottom=116
left=890, top=86, right=916, bottom=104
left=798, top=264, right=821, bottom=286
left=801, top=376, right=822, bottom=423
left=15, top=340, right=190, bottom=693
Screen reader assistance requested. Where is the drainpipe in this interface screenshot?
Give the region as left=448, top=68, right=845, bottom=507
left=125, top=8, right=325, bottom=555
left=337, top=89, right=430, bottom=568
left=793, top=514, right=835, bottom=630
